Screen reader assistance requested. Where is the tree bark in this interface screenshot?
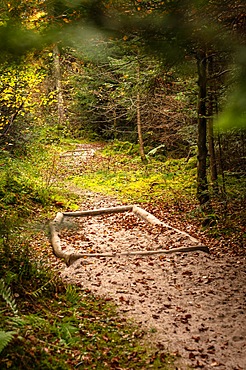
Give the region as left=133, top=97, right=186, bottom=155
left=208, top=117, right=218, bottom=191
left=136, top=64, right=147, bottom=163
left=207, top=55, right=218, bottom=193
left=196, top=50, right=209, bottom=205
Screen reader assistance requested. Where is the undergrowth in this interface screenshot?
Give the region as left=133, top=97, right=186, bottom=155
left=71, top=143, right=197, bottom=204
left=1, top=282, right=175, bottom=369
left=0, top=223, right=175, bottom=369
left=0, top=142, right=80, bottom=217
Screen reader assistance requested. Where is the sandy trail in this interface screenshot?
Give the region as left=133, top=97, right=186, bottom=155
left=56, top=144, right=246, bottom=369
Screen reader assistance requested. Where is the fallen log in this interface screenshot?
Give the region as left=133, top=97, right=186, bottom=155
left=132, top=205, right=198, bottom=243
left=132, top=205, right=163, bottom=225
left=60, top=149, right=89, bottom=158
left=63, top=205, right=133, bottom=217
left=49, top=205, right=209, bottom=267
left=49, top=212, right=68, bottom=261
left=64, top=245, right=210, bottom=266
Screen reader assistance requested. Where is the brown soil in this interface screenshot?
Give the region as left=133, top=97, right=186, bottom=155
left=52, top=145, right=246, bottom=369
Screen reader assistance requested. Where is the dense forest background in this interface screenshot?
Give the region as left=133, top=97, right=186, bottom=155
left=1, top=0, right=245, bottom=202
left=0, top=0, right=245, bottom=368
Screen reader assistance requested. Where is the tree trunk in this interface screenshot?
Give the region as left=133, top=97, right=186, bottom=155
left=208, top=117, right=218, bottom=191
left=207, top=55, right=218, bottom=193
left=196, top=50, right=209, bottom=205
left=53, top=44, right=65, bottom=126
left=136, top=64, right=147, bottom=163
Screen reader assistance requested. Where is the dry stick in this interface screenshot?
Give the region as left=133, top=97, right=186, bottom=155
left=62, top=149, right=86, bottom=154
left=66, top=245, right=209, bottom=266
left=49, top=206, right=209, bottom=267
left=63, top=205, right=133, bottom=217
left=132, top=205, right=198, bottom=243
left=60, top=148, right=99, bottom=158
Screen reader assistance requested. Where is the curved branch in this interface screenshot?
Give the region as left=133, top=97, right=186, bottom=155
left=64, top=245, right=209, bottom=267
left=49, top=206, right=209, bottom=267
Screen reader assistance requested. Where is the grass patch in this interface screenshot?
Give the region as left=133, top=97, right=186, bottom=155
left=0, top=143, right=82, bottom=217
left=1, top=286, right=175, bottom=369
left=71, top=146, right=197, bottom=204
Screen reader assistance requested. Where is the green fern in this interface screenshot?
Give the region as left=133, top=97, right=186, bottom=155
left=0, top=330, right=16, bottom=353
left=58, top=323, right=79, bottom=345
left=0, top=278, right=18, bottom=315
left=29, top=277, right=56, bottom=298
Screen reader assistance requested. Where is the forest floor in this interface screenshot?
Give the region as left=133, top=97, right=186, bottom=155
left=42, top=144, right=246, bottom=370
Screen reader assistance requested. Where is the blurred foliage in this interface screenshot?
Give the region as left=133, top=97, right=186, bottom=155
left=0, top=57, right=47, bottom=149
left=0, top=0, right=245, bottom=131
left=216, top=47, right=246, bottom=130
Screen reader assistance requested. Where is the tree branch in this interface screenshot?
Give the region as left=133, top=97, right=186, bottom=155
left=49, top=206, right=209, bottom=267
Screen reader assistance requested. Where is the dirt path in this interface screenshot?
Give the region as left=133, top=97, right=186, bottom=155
left=56, top=144, right=246, bottom=370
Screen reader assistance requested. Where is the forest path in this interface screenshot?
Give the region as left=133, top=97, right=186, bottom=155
left=50, top=144, right=246, bottom=370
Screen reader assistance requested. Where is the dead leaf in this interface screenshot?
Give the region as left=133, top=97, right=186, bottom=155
left=188, top=352, right=196, bottom=359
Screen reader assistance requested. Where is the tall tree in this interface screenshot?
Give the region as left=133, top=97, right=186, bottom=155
left=196, top=49, right=209, bottom=205
left=207, top=54, right=219, bottom=193
left=136, top=61, right=147, bottom=162
left=98, top=0, right=245, bottom=205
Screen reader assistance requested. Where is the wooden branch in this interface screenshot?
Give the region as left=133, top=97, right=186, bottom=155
left=63, top=205, right=133, bottom=217
left=132, top=206, right=198, bottom=243
left=65, top=245, right=209, bottom=266
left=208, top=69, right=231, bottom=80
left=60, top=149, right=88, bottom=158
left=132, top=205, right=163, bottom=225
left=49, top=212, right=70, bottom=263
left=49, top=205, right=209, bottom=267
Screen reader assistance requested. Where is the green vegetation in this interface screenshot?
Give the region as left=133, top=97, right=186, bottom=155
left=72, top=143, right=197, bottom=204
left=69, top=141, right=245, bottom=234
left=1, top=279, right=174, bottom=369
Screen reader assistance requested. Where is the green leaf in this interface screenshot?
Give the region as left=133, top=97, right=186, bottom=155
left=0, top=278, right=18, bottom=315
left=0, top=330, right=16, bottom=353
